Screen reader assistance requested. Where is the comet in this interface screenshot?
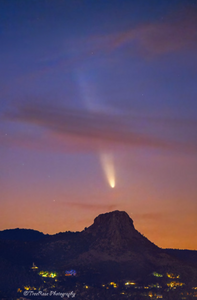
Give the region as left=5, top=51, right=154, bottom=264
left=75, top=71, right=116, bottom=188
left=100, top=153, right=115, bottom=188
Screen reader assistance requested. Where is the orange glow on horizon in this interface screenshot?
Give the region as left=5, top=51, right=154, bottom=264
left=1, top=151, right=197, bottom=251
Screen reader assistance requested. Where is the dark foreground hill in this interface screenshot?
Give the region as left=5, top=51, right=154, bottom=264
left=0, top=210, right=197, bottom=298
left=0, top=228, right=45, bottom=241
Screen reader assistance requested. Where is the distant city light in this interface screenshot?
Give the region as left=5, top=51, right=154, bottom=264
left=152, top=272, right=163, bottom=278
left=109, top=282, right=118, bottom=288
left=31, top=262, right=38, bottom=270
left=166, top=273, right=180, bottom=279
left=39, top=271, right=57, bottom=278
left=65, top=269, right=77, bottom=276
left=125, top=281, right=136, bottom=285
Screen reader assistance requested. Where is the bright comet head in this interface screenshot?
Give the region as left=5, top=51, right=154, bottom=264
left=110, top=180, right=115, bottom=188
left=100, top=153, right=116, bottom=189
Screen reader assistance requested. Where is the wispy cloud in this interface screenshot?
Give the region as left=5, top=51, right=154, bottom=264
left=3, top=6, right=196, bottom=100
left=46, top=6, right=197, bottom=64
left=106, top=8, right=197, bottom=56
left=42, top=6, right=197, bottom=67
left=4, top=103, right=176, bottom=151
left=2, top=98, right=197, bottom=154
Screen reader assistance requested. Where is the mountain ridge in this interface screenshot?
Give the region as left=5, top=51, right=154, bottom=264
left=0, top=210, right=197, bottom=278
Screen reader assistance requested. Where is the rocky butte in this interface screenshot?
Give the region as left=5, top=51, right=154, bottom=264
left=17, top=210, right=194, bottom=281
left=0, top=210, right=197, bottom=283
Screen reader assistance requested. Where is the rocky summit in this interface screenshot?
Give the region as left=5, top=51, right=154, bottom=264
left=83, top=210, right=159, bottom=253
left=0, top=210, right=197, bottom=284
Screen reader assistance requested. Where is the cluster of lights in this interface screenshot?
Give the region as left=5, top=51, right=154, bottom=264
left=167, top=281, right=185, bottom=288
left=19, top=276, right=197, bottom=299
left=166, top=273, right=180, bottom=279
left=148, top=291, right=163, bottom=298
left=137, top=285, right=162, bottom=290
left=39, top=271, right=57, bottom=278
left=109, top=282, right=118, bottom=288
left=125, top=281, right=136, bottom=286
left=23, top=286, right=37, bottom=291
left=152, top=272, right=163, bottom=278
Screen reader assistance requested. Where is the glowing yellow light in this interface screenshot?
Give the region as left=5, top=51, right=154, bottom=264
left=125, top=281, right=136, bottom=286
left=100, top=153, right=115, bottom=188
left=166, top=273, right=180, bottom=279
left=109, top=282, right=118, bottom=288
left=167, top=281, right=185, bottom=288
left=39, top=270, right=57, bottom=278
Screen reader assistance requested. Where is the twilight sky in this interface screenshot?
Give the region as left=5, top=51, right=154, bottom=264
left=1, top=0, right=197, bottom=250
